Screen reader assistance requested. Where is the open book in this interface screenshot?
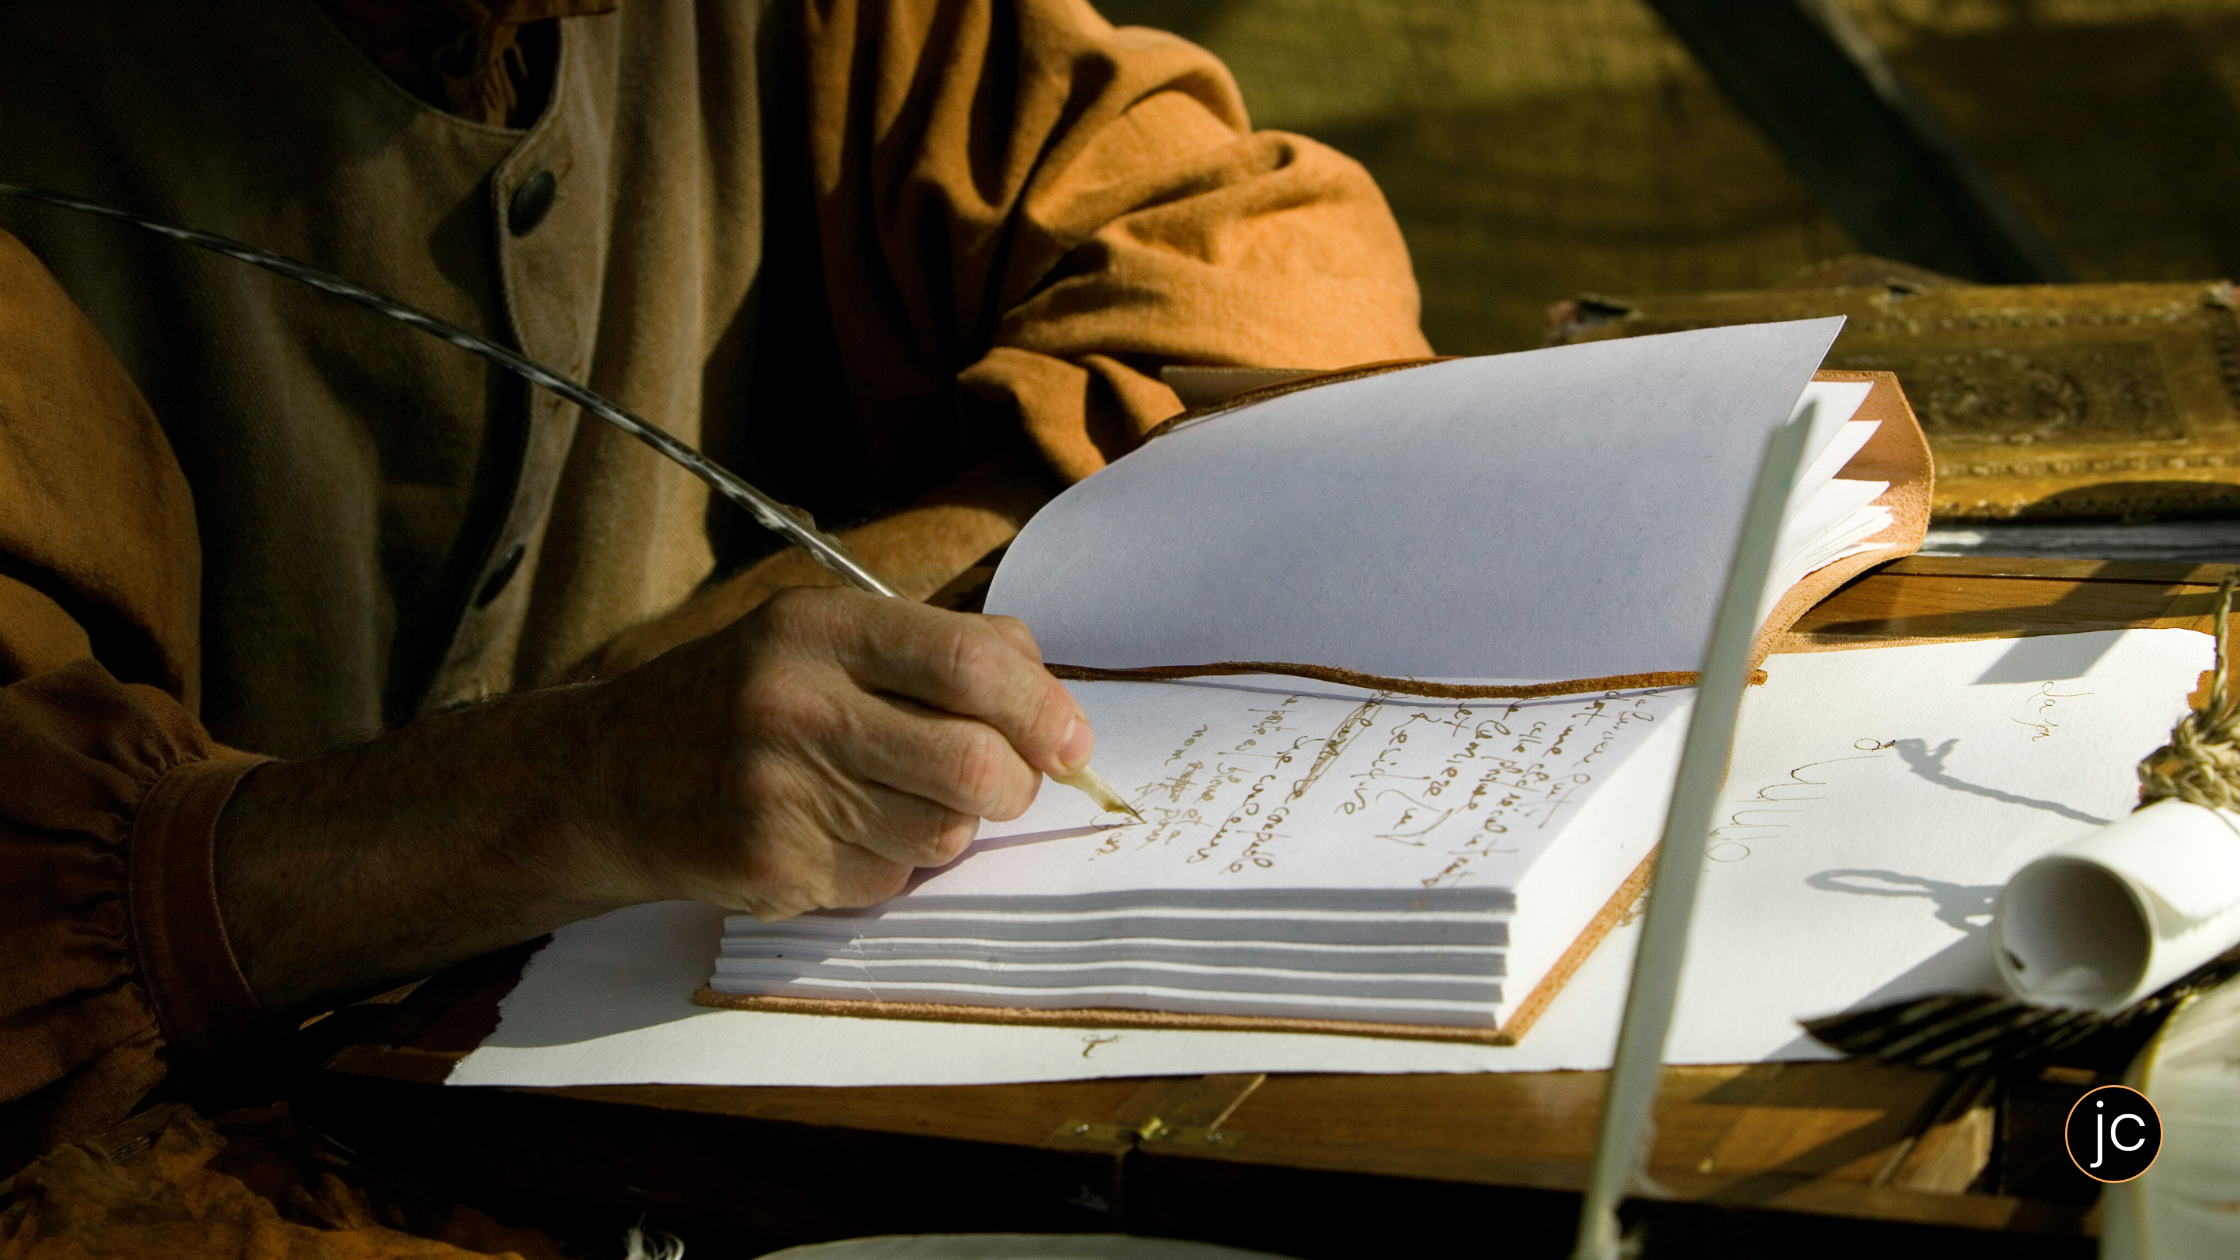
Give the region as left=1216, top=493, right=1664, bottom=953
left=697, top=319, right=1932, bottom=1042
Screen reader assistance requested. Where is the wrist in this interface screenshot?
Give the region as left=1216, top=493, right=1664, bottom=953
left=519, top=674, right=664, bottom=907
left=211, top=679, right=648, bottom=1017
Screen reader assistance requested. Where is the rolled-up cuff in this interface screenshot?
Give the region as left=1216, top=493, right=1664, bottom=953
left=127, top=754, right=277, bottom=1063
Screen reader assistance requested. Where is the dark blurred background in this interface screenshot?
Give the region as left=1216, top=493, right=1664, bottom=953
left=1098, top=0, right=2240, bottom=356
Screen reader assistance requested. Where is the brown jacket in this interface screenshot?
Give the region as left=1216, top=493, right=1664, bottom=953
left=0, top=0, right=1428, bottom=1177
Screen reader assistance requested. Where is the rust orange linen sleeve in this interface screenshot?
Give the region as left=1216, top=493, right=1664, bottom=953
left=799, top=0, right=1435, bottom=486
left=0, top=231, right=273, bottom=1172
left=0, top=668, right=272, bottom=1173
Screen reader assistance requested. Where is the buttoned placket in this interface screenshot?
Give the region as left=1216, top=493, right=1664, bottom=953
left=417, top=23, right=609, bottom=713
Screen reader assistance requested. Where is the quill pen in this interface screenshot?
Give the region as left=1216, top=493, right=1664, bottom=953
left=0, top=181, right=1141, bottom=822
left=1573, top=405, right=1816, bottom=1260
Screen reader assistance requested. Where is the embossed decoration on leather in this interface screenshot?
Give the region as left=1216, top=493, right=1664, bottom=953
left=1851, top=342, right=2179, bottom=446
left=1555, top=279, right=2240, bottom=519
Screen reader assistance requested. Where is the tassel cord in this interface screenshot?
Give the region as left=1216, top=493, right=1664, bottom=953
left=2139, top=572, right=2240, bottom=810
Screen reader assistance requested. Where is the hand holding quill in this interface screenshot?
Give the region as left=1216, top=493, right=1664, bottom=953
left=0, top=180, right=1140, bottom=823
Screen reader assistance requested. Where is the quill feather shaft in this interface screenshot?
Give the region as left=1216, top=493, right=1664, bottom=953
left=1572, top=407, right=1816, bottom=1260
left=0, top=183, right=1157, bottom=821
left=0, top=181, right=899, bottom=597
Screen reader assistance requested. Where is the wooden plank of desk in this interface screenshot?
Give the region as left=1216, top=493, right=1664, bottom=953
left=1883, top=556, right=2234, bottom=585
left=303, top=1064, right=2062, bottom=1257
left=1142, top=1062, right=1959, bottom=1190
left=1783, top=562, right=2223, bottom=648
left=304, top=1056, right=1996, bottom=1252
left=323, top=999, right=1967, bottom=1188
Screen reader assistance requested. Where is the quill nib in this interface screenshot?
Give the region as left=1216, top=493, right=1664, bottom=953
left=1051, top=767, right=1145, bottom=824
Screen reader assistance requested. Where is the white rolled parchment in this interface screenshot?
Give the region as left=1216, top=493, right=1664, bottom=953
left=1994, top=798, right=2240, bottom=1012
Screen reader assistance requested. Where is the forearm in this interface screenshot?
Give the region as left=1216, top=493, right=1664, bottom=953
left=212, top=681, right=638, bottom=1021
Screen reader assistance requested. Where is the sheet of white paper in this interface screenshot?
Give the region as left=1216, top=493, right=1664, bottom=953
left=451, top=630, right=2209, bottom=1087
left=1776, top=478, right=1886, bottom=560
left=1787, top=406, right=1877, bottom=503
left=986, top=320, right=1844, bottom=679
left=1661, top=627, right=2211, bottom=1059
left=1761, top=487, right=1890, bottom=625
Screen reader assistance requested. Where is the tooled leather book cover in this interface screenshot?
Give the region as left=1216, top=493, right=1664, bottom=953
left=1549, top=260, right=2240, bottom=522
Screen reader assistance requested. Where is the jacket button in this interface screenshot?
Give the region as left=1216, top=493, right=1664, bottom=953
left=475, top=543, right=526, bottom=607
left=508, top=170, right=557, bottom=235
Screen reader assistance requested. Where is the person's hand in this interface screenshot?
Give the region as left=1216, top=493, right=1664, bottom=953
left=575, top=587, right=1092, bottom=919
left=216, top=585, right=1091, bottom=1018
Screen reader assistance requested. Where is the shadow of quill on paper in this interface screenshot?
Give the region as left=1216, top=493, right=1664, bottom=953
left=1758, top=881, right=2005, bottom=1062
left=892, top=825, right=1124, bottom=895
left=951, top=824, right=1117, bottom=855
left=1689, top=924, right=2010, bottom=1199
left=1802, top=868, right=2000, bottom=934
left=1890, top=737, right=2110, bottom=827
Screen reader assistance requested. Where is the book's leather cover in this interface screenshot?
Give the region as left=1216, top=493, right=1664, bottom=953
left=692, top=364, right=1934, bottom=1043
left=1548, top=276, right=2240, bottom=521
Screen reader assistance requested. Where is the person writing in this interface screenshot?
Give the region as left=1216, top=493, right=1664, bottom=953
left=0, top=1, right=1429, bottom=1249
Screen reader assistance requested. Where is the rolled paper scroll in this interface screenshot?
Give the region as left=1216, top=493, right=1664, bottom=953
left=1994, top=798, right=2240, bottom=1012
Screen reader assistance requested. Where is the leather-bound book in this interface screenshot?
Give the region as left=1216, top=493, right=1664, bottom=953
left=696, top=319, right=1931, bottom=1044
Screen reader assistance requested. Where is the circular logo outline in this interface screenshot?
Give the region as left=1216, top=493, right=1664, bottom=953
left=2063, top=1084, right=2161, bottom=1184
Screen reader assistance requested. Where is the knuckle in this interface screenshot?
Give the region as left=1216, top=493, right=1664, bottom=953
left=856, top=794, right=976, bottom=870
left=751, top=585, right=845, bottom=646
left=938, top=621, right=1013, bottom=701
left=735, top=664, right=841, bottom=744
left=877, top=800, right=951, bottom=866
left=830, top=858, right=912, bottom=908
left=744, top=585, right=807, bottom=635
left=982, top=614, right=1043, bottom=661
left=934, top=811, right=981, bottom=863
left=948, top=726, right=1020, bottom=811
left=980, top=772, right=1040, bottom=823
left=728, top=755, right=803, bottom=816
left=1029, top=678, right=1073, bottom=740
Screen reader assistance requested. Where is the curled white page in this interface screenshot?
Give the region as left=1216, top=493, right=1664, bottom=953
left=987, top=319, right=1847, bottom=679
left=1994, top=798, right=2240, bottom=1011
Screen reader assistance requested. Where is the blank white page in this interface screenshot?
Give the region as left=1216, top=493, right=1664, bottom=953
left=987, top=319, right=1844, bottom=680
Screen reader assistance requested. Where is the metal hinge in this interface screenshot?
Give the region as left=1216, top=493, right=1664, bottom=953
left=1051, top=1116, right=1243, bottom=1150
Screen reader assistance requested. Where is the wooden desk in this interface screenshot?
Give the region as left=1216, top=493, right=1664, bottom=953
left=304, top=558, right=2232, bottom=1259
